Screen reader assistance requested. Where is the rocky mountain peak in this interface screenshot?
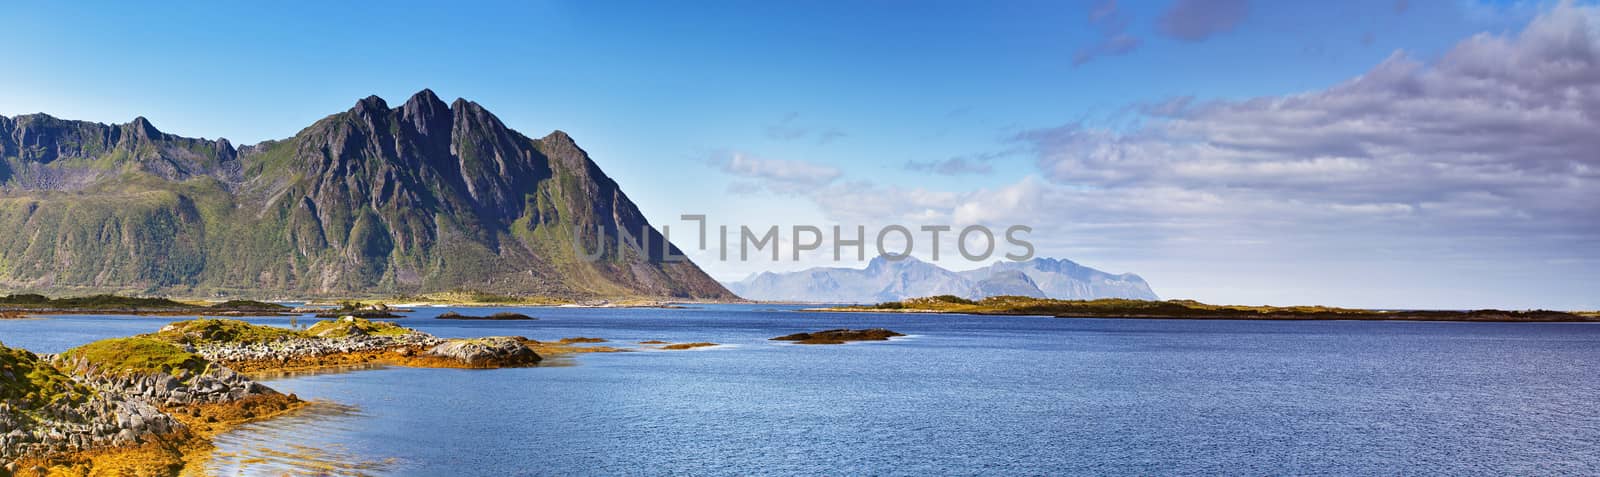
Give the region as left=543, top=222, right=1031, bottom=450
left=216, top=137, right=237, bottom=162
left=866, top=254, right=925, bottom=273
left=401, top=89, right=452, bottom=137
left=129, top=116, right=162, bottom=139
left=352, top=95, right=390, bottom=117
left=449, top=98, right=509, bottom=136
left=541, top=129, right=577, bottom=147
left=449, top=97, right=479, bottom=113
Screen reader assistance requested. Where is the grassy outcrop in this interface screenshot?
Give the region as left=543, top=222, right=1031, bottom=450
left=1, top=341, right=194, bottom=474
left=58, top=337, right=208, bottom=377
left=153, top=318, right=302, bottom=345
left=0, top=341, right=92, bottom=409
left=304, top=317, right=417, bottom=338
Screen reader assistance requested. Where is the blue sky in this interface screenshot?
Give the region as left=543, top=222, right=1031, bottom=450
left=2, top=1, right=1595, bottom=309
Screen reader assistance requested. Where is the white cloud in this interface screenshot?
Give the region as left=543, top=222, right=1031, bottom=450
left=713, top=151, right=842, bottom=193
left=705, top=4, right=1600, bottom=308
left=1017, top=2, right=1600, bottom=241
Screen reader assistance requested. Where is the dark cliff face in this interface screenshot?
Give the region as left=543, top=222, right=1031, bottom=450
left=0, top=90, right=733, bottom=300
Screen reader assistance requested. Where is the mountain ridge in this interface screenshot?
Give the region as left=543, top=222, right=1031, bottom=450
left=723, top=256, right=1157, bottom=303
left=0, top=90, right=734, bottom=300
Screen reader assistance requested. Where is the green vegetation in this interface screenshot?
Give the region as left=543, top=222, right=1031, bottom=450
left=209, top=300, right=289, bottom=311
left=927, top=295, right=977, bottom=305
left=0, top=341, right=92, bottom=408
left=60, top=337, right=209, bottom=377
left=391, top=291, right=571, bottom=306
left=0, top=294, right=192, bottom=309
left=0, top=293, right=49, bottom=305
left=837, top=296, right=1595, bottom=322
left=304, top=317, right=416, bottom=338
left=153, top=318, right=302, bottom=345
left=0, top=294, right=293, bottom=313
left=50, top=295, right=191, bottom=309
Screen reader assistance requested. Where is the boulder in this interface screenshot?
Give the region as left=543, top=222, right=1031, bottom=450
left=426, top=337, right=541, bottom=366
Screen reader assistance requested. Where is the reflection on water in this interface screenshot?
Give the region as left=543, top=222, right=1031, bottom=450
left=198, top=401, right=398, bottom=477
left=243, top=357, right=579, bottom=382
left=246, top=364, right=390, bottom=380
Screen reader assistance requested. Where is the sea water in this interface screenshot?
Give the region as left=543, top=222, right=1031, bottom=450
left=2, top=305, right=1597, bottom=475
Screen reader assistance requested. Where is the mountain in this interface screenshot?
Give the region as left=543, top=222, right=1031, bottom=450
left=968, top=270, right=1047, bottom=299
left=723, top=256, right=1156, bottom=303
left=960, top=258, right=1158, bottom=301
left=722, top=256, right=969, bottom=304
left=0, top=90, right=733, bottom=300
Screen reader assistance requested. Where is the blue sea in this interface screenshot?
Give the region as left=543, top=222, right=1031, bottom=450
left=3, top=305, right=1598, bottom=476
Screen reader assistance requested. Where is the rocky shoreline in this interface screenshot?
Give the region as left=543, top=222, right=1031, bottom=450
left=0, top=316, right=608, bottom=475
left=0, top=345, right=184, bottom=472
left=1, top=311, right=750, bottom=475
left=0, top=334, right=297, bottom=476
left=160, top=317, right=556, bottom=373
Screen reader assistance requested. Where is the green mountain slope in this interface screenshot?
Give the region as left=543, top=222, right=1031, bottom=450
left=0, top=90, right=733, bottom=300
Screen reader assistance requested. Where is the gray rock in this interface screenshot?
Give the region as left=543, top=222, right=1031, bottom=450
left=426, top=337, right=541, bottom=365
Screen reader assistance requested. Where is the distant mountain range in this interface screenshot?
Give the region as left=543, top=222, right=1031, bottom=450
left=0, top=90, right=733, bottom=300
left=724, top=256, right=1157, bottom=303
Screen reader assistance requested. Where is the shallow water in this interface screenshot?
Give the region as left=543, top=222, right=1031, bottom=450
left=3, top=305, right=1599, bottom=475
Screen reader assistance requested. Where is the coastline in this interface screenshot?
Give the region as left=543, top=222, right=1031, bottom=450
left=816, top=307, right=1600, bottom=322
left=808, top=297, right=1600, bottom=323
left=0, top=314, right=722, bottom=475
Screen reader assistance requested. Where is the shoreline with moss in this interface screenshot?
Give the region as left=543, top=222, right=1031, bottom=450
left=1, top=313, right=727, bottom=475
left=816, top=295, right=1600, bottom=322
left=1, top=333, right=304, bottom=476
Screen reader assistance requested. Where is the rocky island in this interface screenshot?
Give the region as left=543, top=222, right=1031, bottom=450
left=159, top=317, right=554, bottom=373
left=436, top=311, right=537, bottom=320
left=771, top=329, right=906, bottom=345
left=654, top=342, right=720, bottom=350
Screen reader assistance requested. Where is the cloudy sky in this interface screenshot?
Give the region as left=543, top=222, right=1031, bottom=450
left=2, top=1, right=1595, bottom=309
